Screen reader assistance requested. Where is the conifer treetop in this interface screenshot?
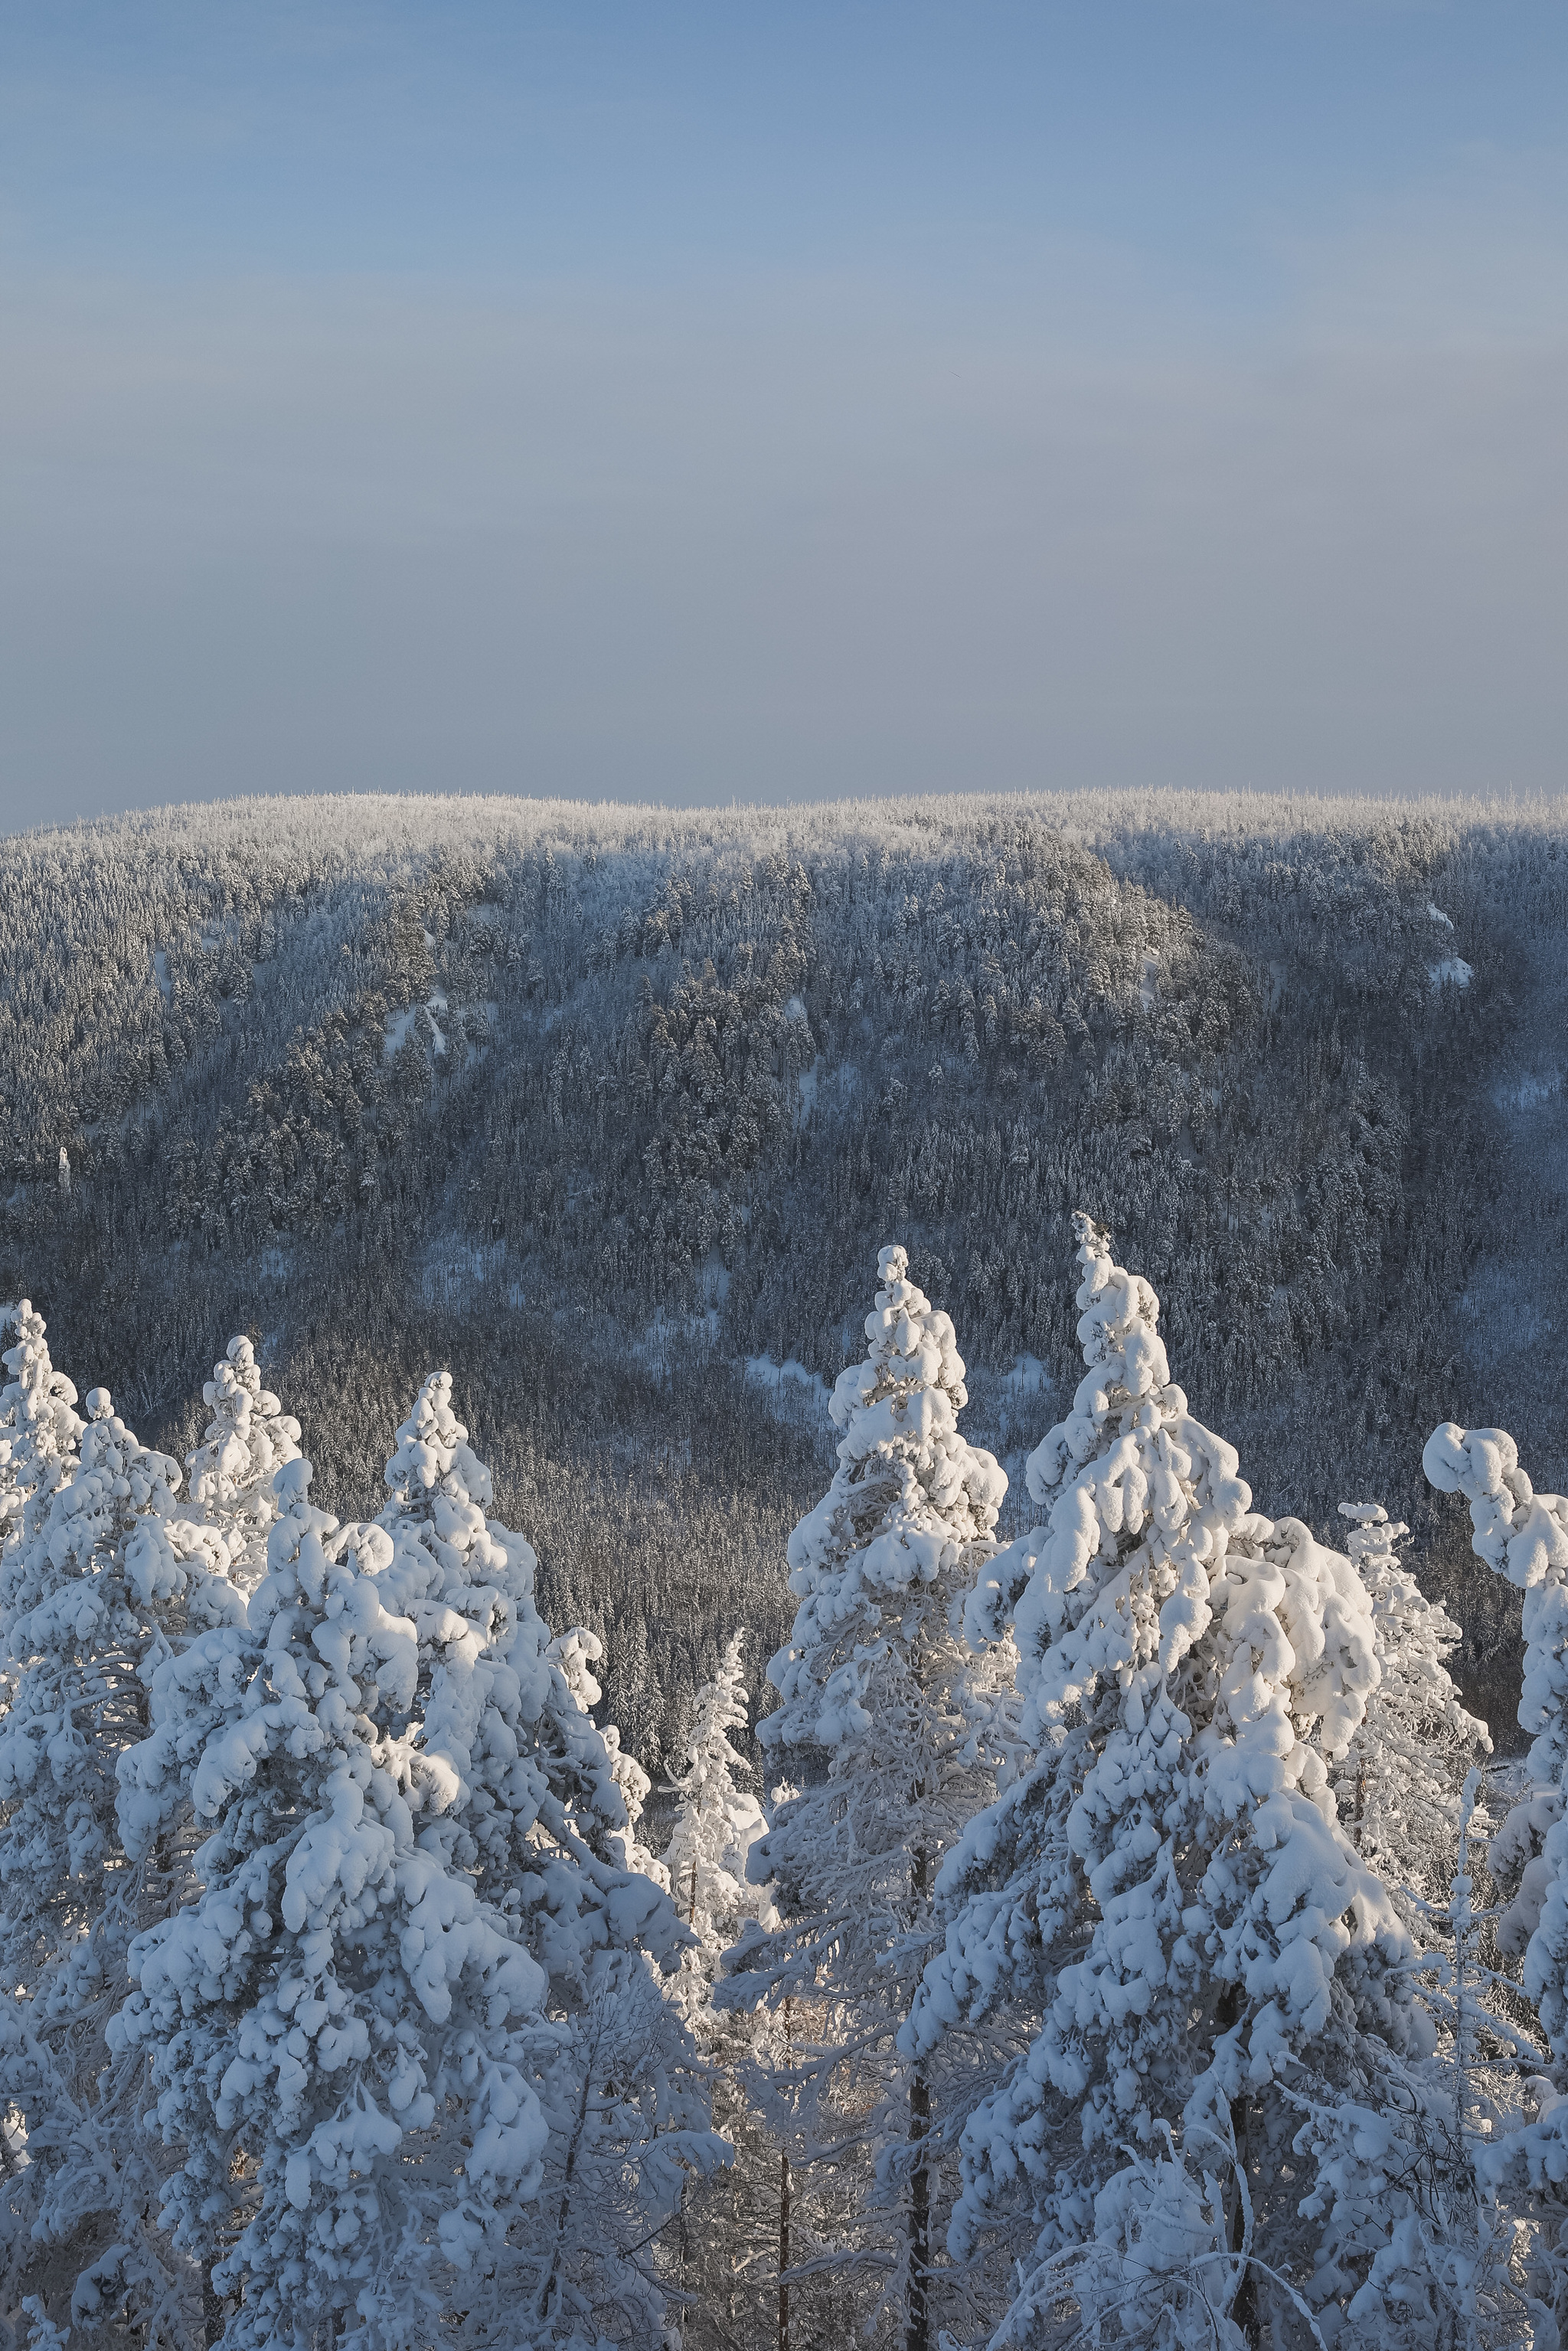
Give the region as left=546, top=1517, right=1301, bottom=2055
left=1338, top=1500, right=1489, bottom=1755
left=185, top=1336, right=302, bottom=1592
left=1426, top=1422, right=1568, bottom=2023
left=0, top=1301, right=83, bottom=1556
left=383, top=1368, right=495, bottom=1514
left=766, top=1241, right=1006, bottom=1753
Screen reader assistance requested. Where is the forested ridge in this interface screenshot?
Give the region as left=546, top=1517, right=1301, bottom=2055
left=2, top=789, right=1564, bottom=1757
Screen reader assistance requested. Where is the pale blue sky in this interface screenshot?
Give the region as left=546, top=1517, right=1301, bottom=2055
left=2, top=3, right=1565, bottom=824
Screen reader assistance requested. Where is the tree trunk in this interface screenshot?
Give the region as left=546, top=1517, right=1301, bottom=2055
left=1228, top=2088, right=1258, bottom=2347
left=779, top=1993, right=793, bottom=2351
left=537, top=2028, right=598, bottom=2329
left=906, top=2065, right=930, bottom=2351
left=201, top=2264, right=227, bottom=2349
left=1214, top=1984, right=1258, bottom=2346
left=778, top=2149, right=791, bottom=2351
left=906, top=1834, right=930, bottom=2351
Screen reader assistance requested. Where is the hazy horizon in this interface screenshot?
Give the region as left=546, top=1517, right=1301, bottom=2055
left=3, top=2, right=1565, bottom=830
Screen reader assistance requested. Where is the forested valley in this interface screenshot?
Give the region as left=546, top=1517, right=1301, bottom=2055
left=1, top=789, right=1566, bottom=2346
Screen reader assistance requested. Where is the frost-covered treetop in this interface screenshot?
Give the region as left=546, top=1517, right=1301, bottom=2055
left=965, top=1213, right=1377, bottom=1763
left=188, top=1337, right=300, bottom=1510
left=373, top=1370, right=528, bottom=1820
left=766, top=1242, right=1006, bottom=1751
left=1424, top=1423, right=1568, bottom=1598
left=377, top=1370, right=523, bottom=1667
left=2, top=1388, right=237, bottom=1644
left=1338, top=1500, right=1487, bottom=1751
left=0, top=1300, right=83, bottom=1553
left=114, top=1458, right=550, bottom=2350
left=185, top=1336, right=301, bottom=1592
left=665, top=1629, right=772, bottom=1953
left=1424, top=1421, right=1568, bottom=1791
left=383, top=1368, right=495, bottom=1516
left=912, top=1211, right=1397, bottom=2215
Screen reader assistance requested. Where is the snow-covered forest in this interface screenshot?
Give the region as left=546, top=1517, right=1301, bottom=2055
left=2, top=787, right=1567, bottom=2343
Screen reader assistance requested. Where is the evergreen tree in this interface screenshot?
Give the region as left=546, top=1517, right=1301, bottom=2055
left=113, top=1458, right=552, bottom=2351
left=665, top=1629, right=772, bottom=1958
left=659, top=1639, right=783, bottom=2351
left=370, top=1369, right=688, bottom=1981
left=908, top=1214, right=1416, bottom=2344
left=1332, top=1500, right=1491, bottom=1923
left=0, top=1386, right=243, bottom=2343
left=1424, top=1418, right=1568, bottom=2329
left=367, top=1370, right=722, bottom=2343
left=720, top=1242, right=1008, bottom=2351
left=185, top=1336, right=302, bottom=1595
left=1289, top=1766, right=1537, bottom=2351
left=0, top=1301, right=83, bottom=1565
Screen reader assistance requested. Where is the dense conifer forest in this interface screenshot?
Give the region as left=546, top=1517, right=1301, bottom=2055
left=3, top=791, right=1560, bottom=1761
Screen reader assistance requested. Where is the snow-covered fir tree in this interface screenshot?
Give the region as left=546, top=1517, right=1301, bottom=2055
left=0, top=1385, right=243, bottom=2343
left=0, top=1301, right=83, bottom=1564
left=720, top=1242, right=1008, bottom=2351
left=113, top=1458, right=554, bottom=2351
left=368, top=1369, right=722, bottom=2343
left=184, top=1335, right=302, bottom=1594
left=371, top=1370, right=687, bottom=1980
left=1332, top=1501, right=1491, bottom=1922
left=658, top=1635, right=784, bottom=2351
left=1424, top=1417, right=1568, bottom=2330
left=665, top=1629, right=772, bottom=1960
left=906, top=1214, right=1417, bottom=2346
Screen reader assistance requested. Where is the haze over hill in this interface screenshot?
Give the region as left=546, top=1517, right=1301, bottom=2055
left=3, top=787, right=1563, bottom=1759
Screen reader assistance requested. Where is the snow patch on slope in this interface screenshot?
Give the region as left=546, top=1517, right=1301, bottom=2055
left=744, top=1356, right=831, bottom=1415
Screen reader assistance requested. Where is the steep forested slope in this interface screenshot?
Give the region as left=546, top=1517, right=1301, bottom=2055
left=2, top=789, right=1562, bottom=1758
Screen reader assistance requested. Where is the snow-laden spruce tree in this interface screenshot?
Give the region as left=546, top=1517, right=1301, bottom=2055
left=366, top=1370, right=721, bottom=2343
left=371, top=1370, right=687, bottom=1980
left=113, top=1458, right=554, bottom=2351
left=655, top=1634, right=780, bottom=2347
left=1332, top=1501, right=1491, bottom=1922
left=720, top=1242, right=1008, bottom=2351
left=0, top=1301, right=83, bottom=1564
left=1286, top=1756, right=1544, bottom=2351
left=0, top=1386, right=243, bottom=2343
left=184, top=1336, right=301, bottom=1594
left=906, top=1214, right=1415, bottom=2346
left=1424, top=1419, right=1568, bottom=2325
left=665, top=1629, right=773, bottom=1959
